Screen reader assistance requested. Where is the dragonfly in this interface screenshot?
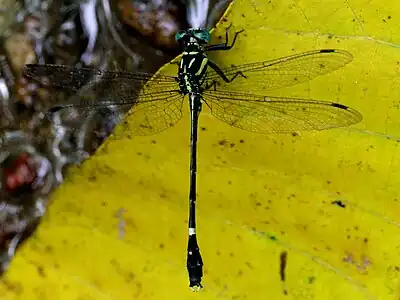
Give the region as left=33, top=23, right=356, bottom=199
left=22, top=27, right=363, bottom=291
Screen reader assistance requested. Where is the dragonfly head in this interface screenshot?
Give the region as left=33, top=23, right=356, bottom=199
left=175, top=28, right=210, bottom=50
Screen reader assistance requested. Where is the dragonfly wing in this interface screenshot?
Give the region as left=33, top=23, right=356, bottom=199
left=122, top=91, right=185, bottom=136
left=22, top=64, right=178, bottom=91
left=23, top=64, right=184, bottom=136
left=202, top=90, right=362, bottom=134
left=52, top=90, right=184, bottom=136
left=204, top=49, right=352, bottom=92
left=23, top=64, right=181, bottom=111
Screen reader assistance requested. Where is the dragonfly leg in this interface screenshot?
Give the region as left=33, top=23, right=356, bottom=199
left=203, top=80, right=218, bottom=91
left=207, top=60, right=247, bottom=84
left=205, top=27, right=244, bottom=52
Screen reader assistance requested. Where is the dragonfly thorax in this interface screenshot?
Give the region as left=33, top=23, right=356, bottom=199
left=178, top=50, right=209, bottom=95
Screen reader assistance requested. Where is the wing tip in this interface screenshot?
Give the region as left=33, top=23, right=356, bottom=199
left=331, top=102, right=348, bottom=110
left=319, top=48, right=353, bottom=60
left=331, top=102, right=363, bottom=124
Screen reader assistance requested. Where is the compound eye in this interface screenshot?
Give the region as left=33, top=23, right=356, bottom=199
left=193, top=30, right=211, bottom=43
left=175, top=30, right=186, bottom=41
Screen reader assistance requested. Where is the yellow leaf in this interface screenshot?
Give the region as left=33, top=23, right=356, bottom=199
left=2, top=0, right=400, bottom=299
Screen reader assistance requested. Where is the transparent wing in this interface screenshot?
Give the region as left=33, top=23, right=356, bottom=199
left=118, top=91, right=184, bottom=136
left=23, top=64, right=184, bottom=136
left=54, top=90, right=185, bottom=136
left=22, top=64, right=179, bottom=106
left=202, top=90, right=362, bottom=134
left=22, top=64, right=178, bottom=91
left=204, top=49, right=352, bottom=92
